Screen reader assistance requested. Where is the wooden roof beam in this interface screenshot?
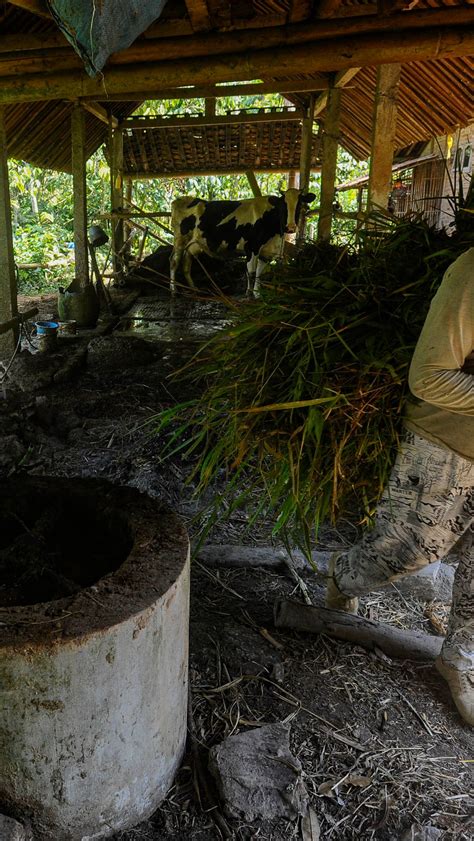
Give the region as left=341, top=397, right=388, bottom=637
left=1, top=8, right=472, bottom=55
left=0, top=27, right=472, bottom=104
left=122, top=110, right=305, bottom=130
left=127, top=166, right=322, bottom=180
left=86, top=78, right=331, bottom=102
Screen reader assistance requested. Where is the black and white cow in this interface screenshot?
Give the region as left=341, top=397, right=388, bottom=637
left=170, top=188, right=316, bottom=296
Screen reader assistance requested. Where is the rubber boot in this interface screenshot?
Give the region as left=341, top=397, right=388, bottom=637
left=325, top=552, right=359, bottom=614
left=436, top=656, right=474, bottom=726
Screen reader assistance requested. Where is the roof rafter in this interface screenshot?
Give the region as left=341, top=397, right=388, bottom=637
left=314, top=67, right=362, bottom=117
left=184, top=0, right=212, bottom=32
left=7, top=0, right=51, bottom=18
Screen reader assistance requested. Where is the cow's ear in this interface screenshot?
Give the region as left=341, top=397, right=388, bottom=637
left=302, top=192, right=316, bottom=203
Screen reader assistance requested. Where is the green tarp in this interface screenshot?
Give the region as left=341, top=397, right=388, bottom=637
left=48, top=0, right=167, bottom=76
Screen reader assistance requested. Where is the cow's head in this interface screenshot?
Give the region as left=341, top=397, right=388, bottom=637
left=281, top=189, right=316, bottom=233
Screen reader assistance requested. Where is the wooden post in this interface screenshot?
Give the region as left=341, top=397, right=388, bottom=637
left=71, top=103, right=89, bottom=286
left=0, top=106, right=18, bottom=357
left=245, top=171, right=262, bottom=198
left=205, top=97, right=216, bottom=117
left=367, top=64, right=401, bottom=212
left=297, top=94, right=315, bottom=239
left=287, top=170, right=299, bottom=189
left=317, top=86, right=341, bottom=242
left=109, top=122, right=124, bottom=278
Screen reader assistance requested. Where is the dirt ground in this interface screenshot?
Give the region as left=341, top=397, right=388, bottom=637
left=1, top=285, right=473, bottom=841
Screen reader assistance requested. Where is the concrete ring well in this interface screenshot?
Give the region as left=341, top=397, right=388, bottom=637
left=0, top=477, right=190, bottom=840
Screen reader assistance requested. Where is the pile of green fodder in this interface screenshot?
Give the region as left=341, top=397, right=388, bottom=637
left=155, top=216, right=474, bottom=553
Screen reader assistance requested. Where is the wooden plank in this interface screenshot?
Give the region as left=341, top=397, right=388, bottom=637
left=123, top=110, right=304, bottom=129
left=184, top=0, right=212, bottom=31
left=0, top=28, right=472, bottom=103
left=0, top=106, right=18, bottom=357
left=367, top=64, right=401, bottom=211
left=71, top=104, right=89, bottom=287
left=318, top=86, right=341, bottom=241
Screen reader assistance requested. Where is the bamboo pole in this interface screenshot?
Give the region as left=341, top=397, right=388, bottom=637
left=318, top=86, right=342, bottom=241
left=0, top=27, right=472, bottom=104
left=71, top=104, right=89, bottom=287
left=0, top=106, right=18, bottom=357
left=367, top=64, right=401, bottom=212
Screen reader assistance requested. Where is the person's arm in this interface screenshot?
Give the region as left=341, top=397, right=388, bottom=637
left=408, top=249, right=474, bottom=415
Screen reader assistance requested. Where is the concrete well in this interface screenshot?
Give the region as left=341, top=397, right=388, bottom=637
left=0, top=477, right=190, bottom=840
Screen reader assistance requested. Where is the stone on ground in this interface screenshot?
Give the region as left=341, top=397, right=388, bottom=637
left=0, top=815, right=30, bottom=841
left=208, top=722, right=308, bottom=821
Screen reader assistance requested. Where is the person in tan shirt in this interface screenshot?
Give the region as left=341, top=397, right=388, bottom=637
left=326, top=248, right=474, bottom=726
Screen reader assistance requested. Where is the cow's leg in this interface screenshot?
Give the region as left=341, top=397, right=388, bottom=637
left=181, top=244, right=199, bottom=289
left=170, top=246, right=182, bottom=295
left=254, top=257, right=271, bottom=298
left=246, top=254, right=257, bottom=297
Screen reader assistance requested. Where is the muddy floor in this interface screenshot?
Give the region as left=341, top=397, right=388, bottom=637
left=1, top=286, right=473, bottom=841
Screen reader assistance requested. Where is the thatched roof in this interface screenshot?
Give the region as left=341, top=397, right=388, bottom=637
left=121, top=107, right=321, bottom=177
left=2, top=0, right=473, bottom=173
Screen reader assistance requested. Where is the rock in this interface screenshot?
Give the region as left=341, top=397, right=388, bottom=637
left=208, top=723, right=308, bottom=821
left=307, top=552, right=454, bottom=603
left=390, top=560, right=455, bottom=603
left=0, top=814, right=30, bottom=840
